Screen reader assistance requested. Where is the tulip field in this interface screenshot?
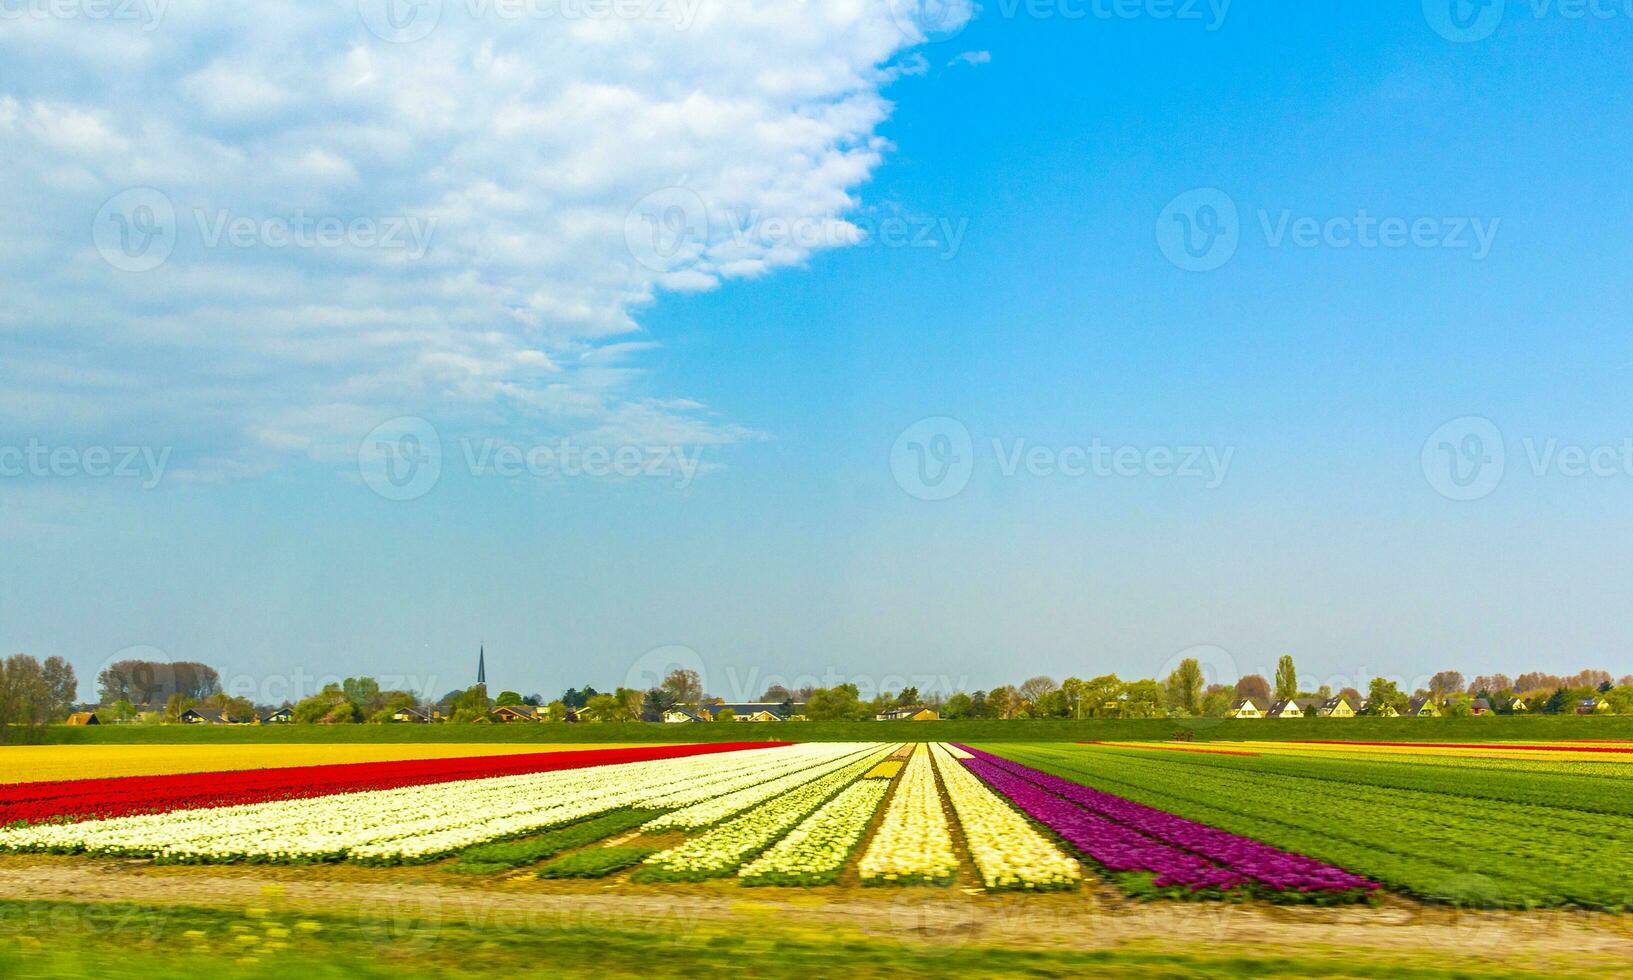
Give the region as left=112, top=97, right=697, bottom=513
left=2, top=738, right=1629, bottom=910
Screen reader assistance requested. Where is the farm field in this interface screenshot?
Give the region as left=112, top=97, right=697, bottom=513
left=986, top=741, right=1633, bottom=908
left=0, top=743, right=655, bottom=783
left=1, top=738, right=1630, bottom=976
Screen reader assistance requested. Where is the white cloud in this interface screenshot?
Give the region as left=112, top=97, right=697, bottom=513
left=0, top=1, right=966, bottom=481
left=951, top=50, right=992, bottom=68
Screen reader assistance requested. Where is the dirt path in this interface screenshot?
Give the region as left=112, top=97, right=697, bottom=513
left=1, top=855, right=1629, bottom=972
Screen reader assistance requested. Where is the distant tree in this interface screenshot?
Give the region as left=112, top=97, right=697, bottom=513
left=942, top=692, right=974, bottom=719
left=713, top=708, right=738, bottom=722
left=1079, top=674, right=1123, bottom=718
left=1119, top=679, right=1165, bottom=719
left=107, top=698, right=138, bottom=723
left=760, top=684, right=792, bottom=702
left=1468, top=674, right=1512, bottom=697
left=97, top=659, right=220, bottom=707
left=1200, top=685, right=1233, bottom=718
left=805, top=684, right=863, bottom=721
left=1428, top=672, right=1465, bottom=698
left=1621, top=675, right=1633, bottom=689
left=1234, top=674, right=1272, bottom=705
left=1604, top=686, right=1633, bottom=715
left=967, top=690, right=991, bottom=719
left=642, top=687, right=676, bottom=721
left=1599, top=680, right=1614, bottom=694
left=542, top=700, right=569, bottom=722
left=986, top=685, right=1018, bottom=720
left=1338, top=687, right=1362, bottom=707
left=40, top=657, right=77, bottom=719
left=1274, top=657, right=1298, bottom=701
left=660, top=669, right=702, bottom=708
left=450, top=684, right=492, bottom=719
left=495, top=690, right=524, bottom=707
left=897, top=685, right=921, bottom=707
left=1033, top=690, right=1069, bottom=718
left=1364, top=677, right=1408, bottom=716
left=1164, top=659, right=1204, bottom=716
left=1016, top=677, right=1057, bottom=709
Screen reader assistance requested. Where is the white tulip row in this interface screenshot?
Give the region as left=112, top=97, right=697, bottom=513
left=634, top=742, right=879, bottom=814
left=642, top=742, right=887, bottom=830
left=640, top=743, right=900, bottom=879
left=0, top=746, right=833, bottom=865
left=857, top=743, right=958, bottom=886
left=929, top=742, right=1081, bottom=891
left=738, top=779, right=890, bottom=885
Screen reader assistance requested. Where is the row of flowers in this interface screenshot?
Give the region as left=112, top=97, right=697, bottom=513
left=0, top=743, right=780, bottom=826
left=738, top=780, right=890, bottom=885
left=636, top=744, right=900, bottom=880
left=0, top=745, right=807, bottom=864
left=643, top=743, right=888, bottom=830
left=957, top=746, right=1376, bottom=897
left=857, top=743, right=957, bottom=886
left=929, top=743, right=1081, bottom=891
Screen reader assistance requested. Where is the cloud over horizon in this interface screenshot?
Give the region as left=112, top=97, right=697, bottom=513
left=0, top=0, right=972, bottom=480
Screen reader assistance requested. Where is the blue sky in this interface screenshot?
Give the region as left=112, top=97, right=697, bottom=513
left=2, top=2, right=1631, bottom=704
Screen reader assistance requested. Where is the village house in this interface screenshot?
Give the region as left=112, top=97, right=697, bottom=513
left=662, top=707, right=711, bottom=723
left=706, top=702, right=802, bottom=722
left=261, top=706, right=294, bottom=724
left=1227, top=698, right=1263, bottom=718
left=1319, top=696, right=1357, bottom=718
left=65, top=711, right=99, bottom=726
left=491, top=705, right=540, bottom=723
left=1577, top=697, right=1612, bottom=716
left=1406, top=696, right=1440, bottom=718
left=177, top=707, right=209, bottom=724
left=1470, top=698, right=1493, bottom=716
left=1505, top=696, right=1530, bottom=713
left=1265, top=699, right=1307, bottom=719
left=391, top=706, right=433, bottom=723
left=875, top=705, right=940, bottom=722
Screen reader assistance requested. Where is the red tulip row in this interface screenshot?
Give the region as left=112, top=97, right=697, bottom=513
left=0, top=742, right=787, bottom=826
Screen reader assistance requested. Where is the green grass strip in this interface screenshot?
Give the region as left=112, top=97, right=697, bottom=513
left=450, top=809, right=658, bottom=870
left=536, top=846, right=658, bottom=879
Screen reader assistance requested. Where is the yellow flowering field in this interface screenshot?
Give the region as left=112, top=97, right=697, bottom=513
left=0, top=744, right=651, bottom=784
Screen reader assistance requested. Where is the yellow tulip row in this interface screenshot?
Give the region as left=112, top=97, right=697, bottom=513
left=929, top=742, right=1081, bottom=891
left=857, top=744, right=957, bottom=886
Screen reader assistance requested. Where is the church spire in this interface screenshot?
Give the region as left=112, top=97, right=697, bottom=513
left=477, top=645, right=486, bottom=686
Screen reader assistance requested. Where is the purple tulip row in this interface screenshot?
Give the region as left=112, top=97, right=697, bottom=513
left=963, top=758, right=1246, bottom=891
left=957, top=746, right=1377, bottom=895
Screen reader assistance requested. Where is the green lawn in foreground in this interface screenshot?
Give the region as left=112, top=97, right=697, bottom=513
left=0, top=899, right=1597, bottom=979
left=14, top=715, right=1633, bottom=746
